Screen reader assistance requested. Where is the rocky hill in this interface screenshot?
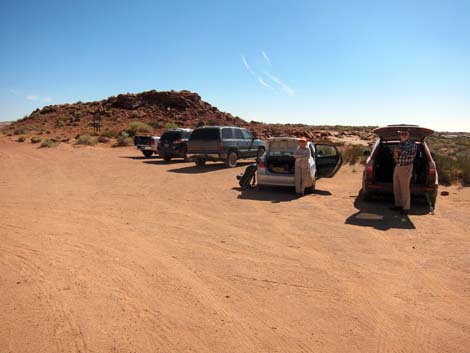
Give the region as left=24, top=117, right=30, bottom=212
left=2, top=89, right=376, bottom=145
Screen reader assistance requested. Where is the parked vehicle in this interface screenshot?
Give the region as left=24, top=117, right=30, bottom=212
left=187, top=126, right=265, bottom=168
left=362, top=124, right=438, bottom=208
left=157, top=128, right=193, bottom=161
left=256, top=137, right=342, bottom=191
left=134, top=135, right=160, bottom=158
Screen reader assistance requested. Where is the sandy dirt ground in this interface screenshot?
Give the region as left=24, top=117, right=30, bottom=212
left=1, top=140, right=469, bottom=353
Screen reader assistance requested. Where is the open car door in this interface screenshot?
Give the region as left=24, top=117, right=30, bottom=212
left=315, top=144, right=342, bottom=178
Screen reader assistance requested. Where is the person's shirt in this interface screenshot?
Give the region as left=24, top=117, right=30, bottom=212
left=294, top=146, right=311, bottom=169
left=397, top=139, right=417, bottom=166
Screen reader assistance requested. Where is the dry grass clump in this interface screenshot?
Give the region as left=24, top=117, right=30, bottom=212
left=75, top=134, right=97, bottom=146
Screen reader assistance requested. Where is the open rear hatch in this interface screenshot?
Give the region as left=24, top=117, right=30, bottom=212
left=373, top=125, right=434, bottom=142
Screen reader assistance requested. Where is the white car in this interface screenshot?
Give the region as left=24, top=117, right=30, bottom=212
left=257, top=137, right=342, bottom=191
left=134, top=135, right=160, bottom=158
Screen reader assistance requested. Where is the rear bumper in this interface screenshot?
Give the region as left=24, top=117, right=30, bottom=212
left=363, top=181, right=438, bottom=196
left=257, top=170, right=296, bottom=187
left=158, top=146, right=186, bottom=157
left=187, top=152, right=227, bottom=160
left=135, top=145, right=154, bottom=151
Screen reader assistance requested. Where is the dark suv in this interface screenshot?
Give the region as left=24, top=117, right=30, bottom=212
left=362, top=125, right=438, bottom=208
left=187, top=126, right=265, bottom=168
left=157, top=128, right=193, bottom=161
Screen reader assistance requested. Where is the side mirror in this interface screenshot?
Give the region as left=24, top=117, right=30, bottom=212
left=363, top=150, right=371, bottom=157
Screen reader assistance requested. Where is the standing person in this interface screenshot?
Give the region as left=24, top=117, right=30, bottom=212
left=391, top=129, right=417, bottom=215
left=294, top=137, right=311, bottom=197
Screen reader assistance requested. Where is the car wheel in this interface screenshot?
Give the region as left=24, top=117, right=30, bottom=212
left=225, top=151, right=238, bottom=168
left=143, top=151, right=153, bottom=158
left=361, top=189, right=372, bottom=202
left=307, top=179, right=316, bottom=194
left=163, top=156, right=172, bottom=162
left=195, top=158, right=206, bottom=167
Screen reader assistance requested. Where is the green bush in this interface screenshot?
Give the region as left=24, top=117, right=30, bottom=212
left=101, top=130, right=120, bottom=138
left=127, top=122, right=153, bottom=136
left=113, top=132, right=133, bottom=147
left=40, top=139, right=58, bottom=148
left=163, top=122, right=179, bottom=129
left=434, top=154, right=459, bottom=185
left=76, top=134, right=97, bottom=146
left=457, top=154, right=470, bottom=186
left=341, top=145, right=368, bottom=165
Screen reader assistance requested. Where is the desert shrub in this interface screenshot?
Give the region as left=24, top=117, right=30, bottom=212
left=14, top=128, right=29, bottom=135
left=76, top=134, right=97, bottom=146
left=40, top=139, right=58, bottom=148
left=434, top=154, right=459, bottom=185
left=164, top=122, right=179, bottom=129
left=127, top=122, right=153, bottom=136
left=206, top=119, right=219, bottom=126
left=97, top=136, right=110, bottom=143
left=342, top=145, right=368, bottom=165
left=101, top=130, right=119, bottom=138
left=113, top=132, right=133, bottom=147
left=30, top=136, right=42, bottom=144
left=457, top=154, right=470, bottom=186
left=149, top=121, right=164, bottom=129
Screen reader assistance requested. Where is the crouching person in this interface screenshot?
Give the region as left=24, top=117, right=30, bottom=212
left=294, top=137, right=311, bottom=197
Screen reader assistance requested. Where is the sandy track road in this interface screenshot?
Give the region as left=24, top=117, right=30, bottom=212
left=0, top=140, right=469, bottom=353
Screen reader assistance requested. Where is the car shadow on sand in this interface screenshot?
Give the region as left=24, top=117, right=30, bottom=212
left=345, top=191, right=430, bottom=231
left=143, top=159, right=188, bottom=166
left=233, top=186, right=331, bottom=203
left=167, top=162, right=253, bottom=174
left=120, top=156, right=161, bottom=160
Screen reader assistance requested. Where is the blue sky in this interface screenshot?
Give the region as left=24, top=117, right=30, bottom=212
left=1, top=0, right=469, bottom=131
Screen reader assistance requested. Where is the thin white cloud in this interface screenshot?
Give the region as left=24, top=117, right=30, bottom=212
left=9, top=89, right=19, bottom=95
left=257, top=77, right=274, bottom=90
left=241, top=55, right=274, bottom=90
left=262, top=51, right=272, bottom=66
left=42, top=97, right=52, bottom=103
left=265, top=72, right=295, bottom=96
left=24, top=94, right=52, bottom=103
left=26, top=95, right=39, bottom=101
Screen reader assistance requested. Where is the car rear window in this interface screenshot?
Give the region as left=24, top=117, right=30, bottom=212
left=189, top=128, right=220, bottom=140
left=268, top=140, right=298, bottom=156
left=160, top=131, right=181, bottom=143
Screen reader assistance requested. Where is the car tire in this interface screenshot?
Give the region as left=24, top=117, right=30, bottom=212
left=361, top=189, right=372, bottom=202
left=143, top=151, right=153, bottom=158
left=195, top=158, right=206, bottom=167
left=225, top=151, right=238, bottom=168
left=307, top=179, right=316, bottom=194
left=163, top=156, right=172, bottom=162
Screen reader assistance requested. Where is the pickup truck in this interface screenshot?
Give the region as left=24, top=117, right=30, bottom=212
left=187, top=126, right=265, bottom=168
left=134, top=135, right=160, bottom=158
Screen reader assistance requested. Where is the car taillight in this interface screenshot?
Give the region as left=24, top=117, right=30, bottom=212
left=365, top=162, right=374, bottom=180
left=217, top=142, right=223, bottom=151
left=149, top=139, right=155, bottom=146
left=428, top=162, right=437, bottom=184
left=257, top=160, right=265, bottom=169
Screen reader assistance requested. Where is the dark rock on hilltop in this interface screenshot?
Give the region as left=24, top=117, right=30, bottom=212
left=3, top=89, right=376, bottom=144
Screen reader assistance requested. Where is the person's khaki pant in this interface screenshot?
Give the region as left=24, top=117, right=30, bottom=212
left=295, top=166, right=310, bottom=194
left=393, top=164, right=413, bottom=210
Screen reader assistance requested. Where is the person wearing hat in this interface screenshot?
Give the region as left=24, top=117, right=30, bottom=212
left=294, top=137, right=311, bottom=196
left=391, top=129, right=417, bottom=215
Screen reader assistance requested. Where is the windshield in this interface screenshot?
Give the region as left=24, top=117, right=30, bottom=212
left=189, top=128, right=220, bottom=140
